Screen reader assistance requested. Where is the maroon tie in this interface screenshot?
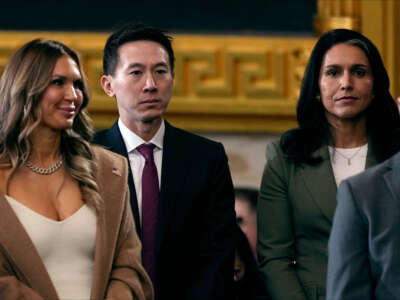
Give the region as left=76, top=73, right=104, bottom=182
left=137, top=143, right=159, bottom=284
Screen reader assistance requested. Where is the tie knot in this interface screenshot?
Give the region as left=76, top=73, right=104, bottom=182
left=137, top=143, right=155, bottom=161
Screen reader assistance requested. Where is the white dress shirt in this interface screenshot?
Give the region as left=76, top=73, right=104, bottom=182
left=118, top=119, right=164, bottom=224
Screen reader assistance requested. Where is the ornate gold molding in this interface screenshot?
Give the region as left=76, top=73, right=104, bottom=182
left=167, top=35, right=315, bottom=132
left=360, top=0, right=400, bottom=98
left=0, top=31, right=316, bottom=132
left=314, top=0, right=361, bottom=34
left=0, top=1, right=398, bottom=133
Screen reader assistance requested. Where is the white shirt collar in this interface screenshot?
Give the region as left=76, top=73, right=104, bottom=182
left=118, top=119, right=165, bottom=153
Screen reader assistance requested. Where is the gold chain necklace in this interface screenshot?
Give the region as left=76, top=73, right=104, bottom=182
left=25, top=158, right=63, bottom=175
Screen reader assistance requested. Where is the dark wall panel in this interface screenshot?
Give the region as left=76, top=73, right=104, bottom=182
left=2, top=0, right=316, bottom=34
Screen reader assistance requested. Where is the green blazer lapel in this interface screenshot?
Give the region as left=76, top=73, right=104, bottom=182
left=366, top=139, right=380, bottom=168
left=0, top=193, right=59, bottom=300
left=300, top=146, right=337, bottom=223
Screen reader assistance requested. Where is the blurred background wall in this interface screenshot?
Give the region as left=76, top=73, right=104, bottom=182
left=0, top=0, right=398, bottom=188
left=0, top=0, right=316, bottom=33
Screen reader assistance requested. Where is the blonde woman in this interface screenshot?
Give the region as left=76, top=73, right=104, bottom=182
left=0, top=39, right=153, bottom=300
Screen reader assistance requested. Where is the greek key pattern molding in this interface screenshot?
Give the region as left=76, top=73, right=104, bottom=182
left=0, top=32, right=316, bottom=132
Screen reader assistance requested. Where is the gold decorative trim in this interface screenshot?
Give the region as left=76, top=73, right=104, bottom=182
left=360, top=0, right=400, bottom=98
left=0, top=0, right=398, bottom=134
left=314, top=16, right=360, bottom=35
left=0, top=31, right=317, bottom=132
left=314, top=0, right=361, bottom=35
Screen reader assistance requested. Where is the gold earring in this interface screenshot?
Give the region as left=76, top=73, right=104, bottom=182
left=316, top=95, right=321, bottom=101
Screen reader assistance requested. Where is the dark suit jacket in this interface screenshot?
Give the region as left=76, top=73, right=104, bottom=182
left=0, top=146, right=153, bottom=300
left=327, top=151, right=400, bottom=300
left=93, top=121, right=236, bottom=300
left=258, top=140, right=380, bottom=300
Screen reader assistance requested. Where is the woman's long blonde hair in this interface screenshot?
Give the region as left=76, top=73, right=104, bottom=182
left=0, top=39, right=102, bottom=212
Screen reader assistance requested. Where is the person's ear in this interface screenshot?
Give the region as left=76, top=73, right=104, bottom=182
left=101, top=75, right=115, bottom=97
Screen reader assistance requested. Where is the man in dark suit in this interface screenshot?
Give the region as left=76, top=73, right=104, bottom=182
left=93, top=23, right=236, bottom=300
left=327, top=151, right=400, bottom=300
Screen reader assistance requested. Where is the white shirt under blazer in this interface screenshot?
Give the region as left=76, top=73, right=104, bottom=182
left=6, top=195, right=97, bottom=300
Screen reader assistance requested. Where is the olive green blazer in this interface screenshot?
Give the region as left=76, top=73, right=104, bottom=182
left=257, top=140, right=379, bottom=300
left=0, top=146, right=153, bottom=300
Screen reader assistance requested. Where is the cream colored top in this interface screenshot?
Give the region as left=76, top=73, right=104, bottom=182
left=328, top=144, right=368, bottom=186
left=5, top=195, right=97, bottom=300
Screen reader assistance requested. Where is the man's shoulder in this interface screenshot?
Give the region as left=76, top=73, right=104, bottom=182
left=92, top=122, right=121, bottom=149
left=166, top=122, right=222, bottom=149
left=93, top=127, right=112, bottom=144
left=93, top=128, right=109, bottom=139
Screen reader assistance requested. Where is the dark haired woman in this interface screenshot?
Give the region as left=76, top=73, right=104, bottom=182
left=257, top=29, right=400, bottom=300
left=0, top=39, right=153, bottom=300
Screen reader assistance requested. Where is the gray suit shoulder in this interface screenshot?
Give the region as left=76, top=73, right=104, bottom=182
left=340, top=152, right=400, bottom=208
left=346, top=152, right=397, bottom=186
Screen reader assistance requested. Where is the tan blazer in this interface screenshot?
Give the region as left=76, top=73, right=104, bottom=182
left=0, top=145, right=153, bottom=300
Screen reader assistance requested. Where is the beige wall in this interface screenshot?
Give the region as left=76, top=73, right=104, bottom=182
left=199, top=132, right=280, bottom=189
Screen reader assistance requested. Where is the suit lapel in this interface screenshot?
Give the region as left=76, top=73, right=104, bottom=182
left=90, top=148, right=130, bottom=300
left=383, top=152, right=400, bottom=205
left=156, top=122, right=187, bottom=254
left=300, top=146, right=337, bottom=223
left=365, top=138, right=380, bottom=168
left=103, top=122, right=141, bottom=235
left=300, top=143, right=380, bottom=223
left=0, top=193, right=59, bottom=300
left=103, top=122, right=129, bottom=157
left=90, top=209, right=108, bottom=300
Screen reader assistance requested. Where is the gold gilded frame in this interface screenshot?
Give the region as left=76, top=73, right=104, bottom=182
left=0, top=31, right=315, bottom=132
left=0, top=0, right=397, bottom=133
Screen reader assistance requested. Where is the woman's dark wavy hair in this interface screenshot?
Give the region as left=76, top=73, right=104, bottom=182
left=281, top=28, right=400, bottom=165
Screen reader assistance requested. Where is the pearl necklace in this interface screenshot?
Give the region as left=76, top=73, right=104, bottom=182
left=25, top=158, right=63, bottom=175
